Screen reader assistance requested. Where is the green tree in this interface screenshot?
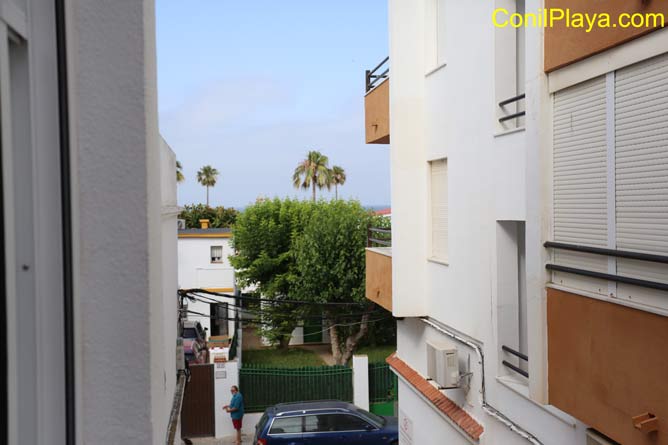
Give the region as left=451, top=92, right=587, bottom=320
left=179, top=204, right=238, bottom=229
left=292, top=151, right=332, bottom=202
left=230, top=198, right=315, bottom=348
left=330, top=165, right=346, bottom=200
left=176, top=160, right=185, bottom=183
left=292, top=200, right=381, bottom=365
left=197, top=165, right=219, bottom=206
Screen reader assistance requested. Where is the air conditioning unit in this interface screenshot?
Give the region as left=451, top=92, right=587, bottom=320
left=586, top=429, right=620, bottom=445
left=426, top=342, right=459, bottom=388
left=177, top=219, right=186, bottom=230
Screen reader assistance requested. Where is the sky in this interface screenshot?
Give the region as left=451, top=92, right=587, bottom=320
left=156, top=0, right=390, bottom=208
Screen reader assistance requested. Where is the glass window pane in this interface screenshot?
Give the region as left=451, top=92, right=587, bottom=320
left=211, top=245, right=223, bottom=262
left=270, top=416, right=302, bottom=434
left=305, top=414, right=370, bottom=432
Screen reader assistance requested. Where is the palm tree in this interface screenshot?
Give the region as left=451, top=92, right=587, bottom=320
left=292, top=151, right=332, bottom=202
left=197, top=165, right=219, bottom=206
left=330, top=165, right=346, bottom=200
left=176, top=160, right=185, bottom=184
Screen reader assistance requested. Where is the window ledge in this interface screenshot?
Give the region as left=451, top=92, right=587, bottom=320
left=496, top=376, right=577, bottom=428
left=427, top=257, right=449, bottom=266
left=494, top=126, right=526, bottom=138
left=425, top=62, right=447, bottom=78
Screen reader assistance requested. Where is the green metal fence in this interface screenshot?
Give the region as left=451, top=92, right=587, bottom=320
left=239, top=364, right=353, bottom=412
left=368, top=363, right=397, bottom=416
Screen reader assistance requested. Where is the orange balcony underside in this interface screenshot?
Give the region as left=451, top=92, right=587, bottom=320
left=544, top=0, right=668, bottom=72
left=548, top=288, right=668, bottom=445
left=364, top=79, right=390, bottom=144
left=365, top=248, right=392, bottom=312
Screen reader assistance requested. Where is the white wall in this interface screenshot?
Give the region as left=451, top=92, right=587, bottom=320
left=397, top=382, right=471, bottom=445
left=389, top=0, right=428, bottom=318
left=67, top=0, right=172, bottom=443
left=159, top=138, right=180, bottom=442
left=214, top=360, right=240, bottom=438
left=178, top=237, right=235, bottom=289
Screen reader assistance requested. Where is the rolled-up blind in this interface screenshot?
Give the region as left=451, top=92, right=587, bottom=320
left=615, top=54, right=668, bottom=286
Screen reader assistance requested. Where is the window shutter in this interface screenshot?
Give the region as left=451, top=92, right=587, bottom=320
left=430, top=159, right=448, bottom=260
left=553, top=76, right=609, bottom=291
left=615, top=55, right=668, bottom=286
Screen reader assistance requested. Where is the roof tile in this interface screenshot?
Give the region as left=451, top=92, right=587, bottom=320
left=386, top=353, right=484, bottom=441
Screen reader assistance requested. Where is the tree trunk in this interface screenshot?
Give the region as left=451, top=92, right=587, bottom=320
left=206, top=186, right=210, bottom=207
left=329, top=312, right=371, bottom=365
left=329, top=323, right=343, bottom=365
left=278, top=335, right=291, bottom=351
left=335, top=185, right=338, bottom=200
left=312, top=181, right=316, bottom=202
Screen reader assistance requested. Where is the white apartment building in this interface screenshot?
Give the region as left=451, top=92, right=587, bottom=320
left=0, top=1, right=181, bottom=444
left=365, top=2, right=668, bottom=445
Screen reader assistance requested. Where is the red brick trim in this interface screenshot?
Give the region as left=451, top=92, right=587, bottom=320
left=386, top=353, right=484, bottom=441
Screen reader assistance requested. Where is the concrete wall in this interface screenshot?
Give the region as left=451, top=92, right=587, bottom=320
left=67, top=0, right=173, bottom=443
left=160, top=138, right=180, bottom=442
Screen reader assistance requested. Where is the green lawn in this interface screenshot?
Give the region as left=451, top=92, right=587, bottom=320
left=242, top=347, right=326, bottom=368
left=355, top=345, right=396, bottom=364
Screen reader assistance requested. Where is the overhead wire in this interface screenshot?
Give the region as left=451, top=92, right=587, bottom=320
left=183, top=309, right=394, bottom=339
left=181, top=288, right=369, bottom=307
left=184, top=291, right=389, bottom=321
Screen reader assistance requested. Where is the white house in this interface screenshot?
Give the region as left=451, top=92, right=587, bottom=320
left=0, top=1, right=182, bottom=443
left=365, top=1, right=668, bottom=445
left=178, top=224, right=237, bottom=341
left=178, top=223, right=331, bottom=347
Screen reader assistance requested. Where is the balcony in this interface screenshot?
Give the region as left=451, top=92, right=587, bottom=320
left=545, top=243, right=668, bottom=445
left=365, top=226, right=392, bottom=312
left=365, top=57, right=390, bottom=144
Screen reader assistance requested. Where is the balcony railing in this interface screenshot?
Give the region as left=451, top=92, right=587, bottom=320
left=501, top=345, right=528, bottom=378
left=498, top=93, right=526, bottom=127
left=366, top=56, right=389, bottom=93
left=367, top=226, right=391, bottom=248
left=545, top=241, right=668, bottom=292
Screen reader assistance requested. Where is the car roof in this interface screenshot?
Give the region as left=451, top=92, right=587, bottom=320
left=268, top=400, right=356, bottom=417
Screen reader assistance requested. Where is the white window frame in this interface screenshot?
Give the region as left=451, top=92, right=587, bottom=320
left=1, top=4, right=67, bottom=443
left=210, top=245, right=223, bottom=264
left=425, top=0, right=447, bottom=76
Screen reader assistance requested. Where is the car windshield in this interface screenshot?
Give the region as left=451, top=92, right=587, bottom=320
left=182, top=327, right=197, bottom=339
left=355, top=408, right=385, bottom=427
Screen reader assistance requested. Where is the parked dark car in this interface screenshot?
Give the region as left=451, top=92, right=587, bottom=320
left=253, top=401, right=398, bottom=445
